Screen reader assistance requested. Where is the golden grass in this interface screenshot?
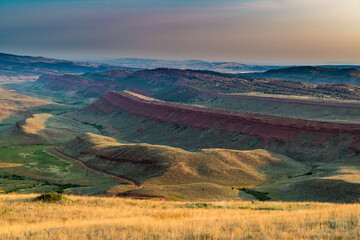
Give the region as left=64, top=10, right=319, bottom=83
left=21, top=114, right=53, bottom=134
left=322, top=166, right=360, bottom=184
left=232, top=91, right=360, bottom=103
left=0, top=87, right=52, bottom=109
left=0, top=163, right=22, bottom=168
left=1, top=194, right=360, bottom=239
left=123, top=90, right=164, bottom=102
left=0, top=86, right=53, bottom=123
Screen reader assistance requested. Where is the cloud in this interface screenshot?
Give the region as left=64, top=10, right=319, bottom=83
left=0, top=0, right=359, bottom=64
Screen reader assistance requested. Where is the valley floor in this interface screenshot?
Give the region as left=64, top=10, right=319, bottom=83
left=1, top=194, right=360, bottom=240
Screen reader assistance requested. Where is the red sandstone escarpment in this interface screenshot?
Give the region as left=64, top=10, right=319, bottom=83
left=86, top=91, right=360, bottom=146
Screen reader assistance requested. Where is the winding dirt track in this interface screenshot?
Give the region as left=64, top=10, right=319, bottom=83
left=50, top=146, right=167, bottom=201
left=50, top=146, right=138, bottom=187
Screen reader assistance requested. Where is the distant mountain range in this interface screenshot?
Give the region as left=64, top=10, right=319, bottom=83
left=90, top=58, right=284, bottom=73
left=89, top=58, right=360, bottom=74
left=250, top=66, right=360, bottom=86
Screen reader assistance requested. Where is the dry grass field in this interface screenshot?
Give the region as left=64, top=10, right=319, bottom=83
left=1, top=194, right=360, bottom=240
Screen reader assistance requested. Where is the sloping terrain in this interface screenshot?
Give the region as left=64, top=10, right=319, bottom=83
left=251, top=66, right=360, bottom=86
left=33, top=68, right=360, bottom=101
left=0, top=87, right=53, bottom=132
left=58, top=133, right=309, bottom=200
left=3, top=112, right=115, bottom=146
left=256, top=163, right=360, bottom=203
left=0, top=145, right=120, bottom=195
left=79, top=91, right=360, bottom=162
left=0, top=88, right=109, bottom=146
left=0, top=87, right=51, bottom=111
left=19, top=113, right=53, bottom=135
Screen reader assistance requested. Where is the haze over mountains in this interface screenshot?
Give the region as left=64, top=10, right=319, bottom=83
left=1, top=52, right=360, bottom=203
left=87, top=57, right=360, bottom=74
left=93, top=58, right=284, bottom=73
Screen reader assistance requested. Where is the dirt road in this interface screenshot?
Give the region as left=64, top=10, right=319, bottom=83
left=50, top=146, right=138, bottom=188
left=49, top=146, right=167, bottom=200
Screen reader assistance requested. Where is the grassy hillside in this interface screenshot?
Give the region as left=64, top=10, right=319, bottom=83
left=257, top=162, right=360, bottom=203
left=58, top=133, right=309, bottom=200
left=1, top=194, right=360, bottom=239
left=0, top=87, right=52, bottom=125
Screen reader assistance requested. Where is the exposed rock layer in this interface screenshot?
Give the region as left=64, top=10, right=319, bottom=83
left=89, top=91, right=360, bottom=148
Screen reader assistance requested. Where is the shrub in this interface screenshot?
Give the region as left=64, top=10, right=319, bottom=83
left=241, top=188, right=271, bottom=201
left=35, top=192, right=67, bottom=203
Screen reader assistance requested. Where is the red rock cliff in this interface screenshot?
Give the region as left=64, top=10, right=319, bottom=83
left=87, top=91, right=360, bottom=146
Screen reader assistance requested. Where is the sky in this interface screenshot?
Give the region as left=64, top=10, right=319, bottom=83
left=1, top=0, right=360, bottom=65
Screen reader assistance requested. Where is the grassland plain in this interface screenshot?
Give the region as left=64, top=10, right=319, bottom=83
left=0, top=194, right=360, bottom=239
left=0, top=145, right=121, bottom=195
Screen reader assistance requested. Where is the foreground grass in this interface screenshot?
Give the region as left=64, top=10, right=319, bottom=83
left=1, top=194, right=360, bottom=239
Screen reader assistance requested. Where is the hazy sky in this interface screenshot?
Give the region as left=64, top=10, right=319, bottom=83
left=1, top=0, right=360, bottom=64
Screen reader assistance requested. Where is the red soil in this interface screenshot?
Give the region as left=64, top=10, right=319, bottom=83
left=87, top=92, right=360, bottom=148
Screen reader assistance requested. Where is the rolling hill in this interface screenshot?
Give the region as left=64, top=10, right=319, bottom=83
left=57, top=132, right=309, bottom=200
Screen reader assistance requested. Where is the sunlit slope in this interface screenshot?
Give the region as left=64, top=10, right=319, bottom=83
left=3, top=113, right=114, bottom=145
left=58, top=133, right=309, bottom=200
left=0, top=87, right=52, bottom=124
